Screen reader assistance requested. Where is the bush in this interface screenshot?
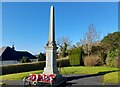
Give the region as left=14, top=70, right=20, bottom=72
left=37, top=53, right=46, bottom=61
left=107, top=49, right=118, bottom=58
left=98, top=51, right=107, bottom=65
left=106, top=57, right=115, bottom=67
left=84, top=55, right=101, bottom=66
left=68, top=47, right=84, bottom=66
left=57, top=58, right=70, bottom=67
left=106, top=57, right=120, bottom=68
left=114, top=57, right=120, bottom=68
left=1, top=58, right=70, bottom=75
left=91, top=45, right=102, bottom=55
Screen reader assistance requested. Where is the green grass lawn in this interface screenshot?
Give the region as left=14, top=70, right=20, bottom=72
left=0, top=70, right=43, bottom=80
left=59, top=66, right=119, bottom=74
left=0, top=66, right=119, bottom=83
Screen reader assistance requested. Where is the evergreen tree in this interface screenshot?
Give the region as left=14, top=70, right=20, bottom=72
left=37, top=53, right=46, bottom=61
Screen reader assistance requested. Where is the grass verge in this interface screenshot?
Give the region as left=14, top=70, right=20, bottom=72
left=103, top=72, right=120, bottom=83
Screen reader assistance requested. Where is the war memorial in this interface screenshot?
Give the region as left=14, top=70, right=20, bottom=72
left=23, top=6, right=66, bottom=86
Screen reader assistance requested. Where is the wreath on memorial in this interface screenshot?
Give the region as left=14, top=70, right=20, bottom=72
left=23, top=74, right=56, bottom=85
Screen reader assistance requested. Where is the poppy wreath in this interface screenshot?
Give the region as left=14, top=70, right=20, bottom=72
left=28, top=74, right=56, bottom=83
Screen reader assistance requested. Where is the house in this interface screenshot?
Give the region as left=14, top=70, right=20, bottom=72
left=0, top=46, right=37, bottom=65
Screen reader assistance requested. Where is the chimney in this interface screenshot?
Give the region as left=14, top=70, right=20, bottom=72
left=12, top=44, right=15, bottom=50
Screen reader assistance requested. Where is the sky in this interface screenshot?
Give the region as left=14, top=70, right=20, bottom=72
left=2, top=2, right=118, bottom=55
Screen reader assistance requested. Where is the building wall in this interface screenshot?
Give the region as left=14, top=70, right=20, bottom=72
left=0, top=60, right=18, bottom=65
left=30, top=59, right=37, bottom=62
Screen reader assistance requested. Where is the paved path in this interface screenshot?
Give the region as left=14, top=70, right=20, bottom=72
left=1, top=74, right=119, bottom=87
left=64, top=74, right=102, bottom=85
left=63, top=74, right=119, bottom=87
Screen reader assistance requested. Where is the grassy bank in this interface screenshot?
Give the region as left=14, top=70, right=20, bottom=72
left=0, top=66, right=119, bottom=83
left=103, top=72, right=120, bottom=83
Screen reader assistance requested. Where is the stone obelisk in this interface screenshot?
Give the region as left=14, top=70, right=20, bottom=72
left=43, top=6, right=66, bottom=85
left=43, top=6, right=58, bottom=75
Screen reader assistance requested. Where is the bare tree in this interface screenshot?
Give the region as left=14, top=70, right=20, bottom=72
left=75, top=42, right=81, bottom=47
left=80, top=24, right=100, bottom=57
left=57, top=37, right=72, bottom=47
left=57, top=37, right=72, bottom=57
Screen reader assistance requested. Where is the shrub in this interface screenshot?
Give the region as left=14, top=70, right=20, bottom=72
left=98, top=51, right=107, bottom=65
left=108, top=49, right=117, bottom=58
left=37, top=53, right=46, bottom=61
left=114, top=57, right=120, bottom=68
left=57, top=58, right=70, bottom=67
left=91, top=45, right=102, bottom=55
left=106, top=57, right=120, bottom=68
left=106, top=57, right=115, bottom=67
left=68, top=47, right=84, bottom=66
left=84, top=55, right=101, bottom=66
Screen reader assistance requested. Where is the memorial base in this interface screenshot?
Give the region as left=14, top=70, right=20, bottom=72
left=53, top=75, right=67, bottom=86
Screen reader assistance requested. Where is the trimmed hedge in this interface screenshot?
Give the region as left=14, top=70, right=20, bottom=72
left=57, top=58, right=70, bottom=67
left=0, top=58, right=70, bottom=75
left=1, top=61, right=45, bottom=75
left=68, top=47, right=84, bottom=66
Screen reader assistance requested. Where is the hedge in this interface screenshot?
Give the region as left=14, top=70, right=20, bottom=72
left=0, top=58, right=70, bottom=75
left=1, top=61, right=45, bottom=75
left=57, top=58, right=70, bottom=67
left=68, top=47, right=84, bottom=66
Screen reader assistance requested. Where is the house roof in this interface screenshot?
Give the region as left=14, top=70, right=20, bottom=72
left=0, top=46, right=37, bottom=61
left=16, top=51, right=37, bottom=59
left=0, top=46, right=8, bottom=56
